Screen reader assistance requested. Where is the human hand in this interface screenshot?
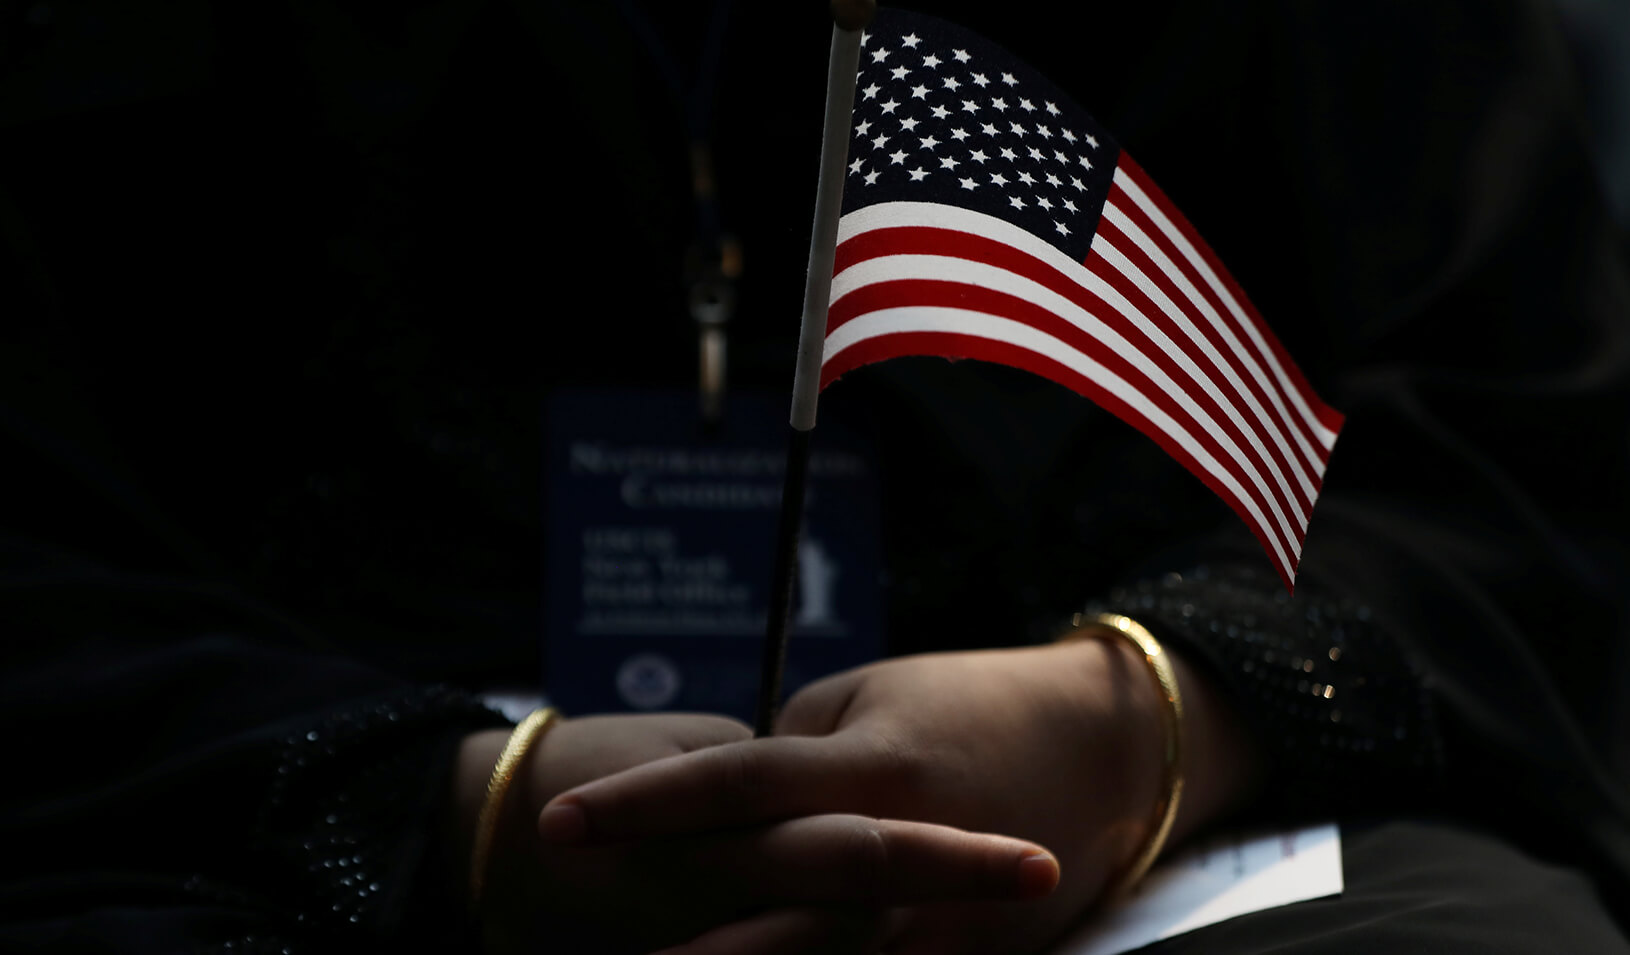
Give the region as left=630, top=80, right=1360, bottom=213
left=538, top=642, right=1263, bottom=954
left=449, top=712, right=1060, bottom=955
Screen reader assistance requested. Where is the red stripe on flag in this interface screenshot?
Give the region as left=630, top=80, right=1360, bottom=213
left=822, top=330, right=1298, bottom=588
left=1098, top=185, right=1329, bottom=482
left=823, top=278, right=1302, bottom=561
left=833, top=225, right=984, bottom=280
left=1089, top=215, right=1319, bottom=507
left=830, top=226, right=1310, bottom=537
left=1116, top=154, right=1345, bottom=437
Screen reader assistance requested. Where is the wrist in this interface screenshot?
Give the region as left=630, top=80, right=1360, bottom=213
left=1166, top=648, right=1266, bottom=844
left=447, top=715, right=568, bottom=954
left=1046, top=635, right=1167, bottom=877
left=446, top=729, right=512, bottom=911
left=1053, top=616, right=1265, bottom=887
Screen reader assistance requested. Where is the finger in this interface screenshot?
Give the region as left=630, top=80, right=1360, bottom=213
left=531, top=714, right=753, bottom=797
left=539, top=735, right=894, bottom=844
left=649, top=906, right=900, bottom=955
left=696, top=815, right=1061, bottom=905
left=775, top=668, right=862, bottom=736
left=666, top=712, right=755, bottom=750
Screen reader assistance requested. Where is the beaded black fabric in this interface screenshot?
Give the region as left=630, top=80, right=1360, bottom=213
left=245, top=684, right=507, bottom=946
left=1085, top=562, right=1445, bottom=812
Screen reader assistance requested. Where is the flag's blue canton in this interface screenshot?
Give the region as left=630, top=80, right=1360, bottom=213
left=841, top=8, right=1121, bottom=263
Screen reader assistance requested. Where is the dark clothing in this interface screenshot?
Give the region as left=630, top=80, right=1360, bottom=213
left=1159, top=821, right=1630, bottom=955
left=2, top=0, right=1628, bottom=950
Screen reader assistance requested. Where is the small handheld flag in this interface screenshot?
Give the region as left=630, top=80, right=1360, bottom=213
left=756, top=3, right=1343, bottom=735
left=828, top=7, right=1344, bottom=591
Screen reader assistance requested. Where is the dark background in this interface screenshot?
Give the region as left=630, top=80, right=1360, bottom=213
left=5, top=0, right=1630, bottom=948
left=2, top=0, right=1628, bottom=736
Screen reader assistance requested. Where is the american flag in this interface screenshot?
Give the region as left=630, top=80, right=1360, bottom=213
left=822, top=8, right=1344, bottom=588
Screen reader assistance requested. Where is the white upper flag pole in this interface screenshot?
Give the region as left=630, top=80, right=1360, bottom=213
left=789, top=1, right=873, bottom=431
left=754, top=0, right=876, bottom=738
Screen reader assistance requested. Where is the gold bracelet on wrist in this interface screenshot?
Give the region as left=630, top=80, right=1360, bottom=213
left=1060, top=612, right=1185, bottom=900
left=468, top=706, right=562, bottom=911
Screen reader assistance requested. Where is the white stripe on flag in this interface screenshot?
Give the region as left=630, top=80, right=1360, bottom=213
left=1112, top=168, right=1340, bottom=451
left=1081, top=243, right=1313, bottom=521
left=825, top=306, right=1298, bottom=579
left=834, top=202, right=1320, bottom=513
left=1089, top=222, right=1323, bottom=497
left=829, top=252, right=1306, bottom=555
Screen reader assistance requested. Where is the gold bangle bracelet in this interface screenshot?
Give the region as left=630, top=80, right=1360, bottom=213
left=1060, top=612, right=1185, bottom=900
left=468, top=706, right=562, bottom=910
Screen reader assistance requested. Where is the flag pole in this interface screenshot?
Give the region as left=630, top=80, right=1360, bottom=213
left=754, top=0, right=877, bottom=738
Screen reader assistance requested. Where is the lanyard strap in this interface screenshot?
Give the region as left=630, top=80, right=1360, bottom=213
left=615, top=0, right=740, bottom=423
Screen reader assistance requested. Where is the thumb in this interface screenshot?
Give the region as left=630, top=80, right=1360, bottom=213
left=776, top=668, right=864, bottom=736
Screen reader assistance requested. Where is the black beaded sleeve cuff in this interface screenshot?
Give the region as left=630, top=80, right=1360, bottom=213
left=248, top=684, right=509, bottom=942
left=1084, top=562, right=1445, bottom=815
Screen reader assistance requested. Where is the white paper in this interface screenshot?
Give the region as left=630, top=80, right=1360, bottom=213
left=1053, top=823, right=1343, bottom=955
left=481, top=690, right=548, bottom=723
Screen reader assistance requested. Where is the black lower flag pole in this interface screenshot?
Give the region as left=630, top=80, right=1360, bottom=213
left=754, top=0, right=877, bottom=738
